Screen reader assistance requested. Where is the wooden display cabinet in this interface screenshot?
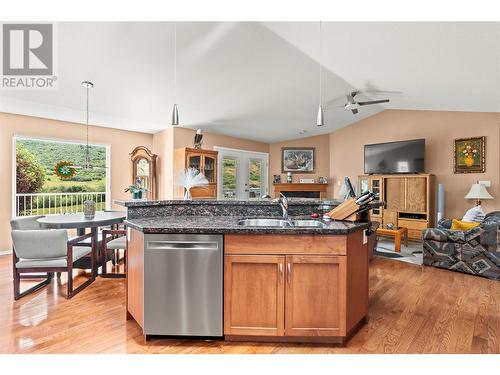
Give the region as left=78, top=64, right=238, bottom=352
left=358, top=174, right=435, bottom=240
left=174, top=148, right=218, bottom=199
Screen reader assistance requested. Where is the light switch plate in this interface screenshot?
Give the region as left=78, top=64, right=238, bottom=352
left=479, top=180, right=491, bottom=187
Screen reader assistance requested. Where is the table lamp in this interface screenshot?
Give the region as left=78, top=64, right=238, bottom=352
left=464, top=182, right=494, bottom=206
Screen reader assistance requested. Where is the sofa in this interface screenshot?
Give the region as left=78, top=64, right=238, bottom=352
left=422, top=211, right=500, bottom=280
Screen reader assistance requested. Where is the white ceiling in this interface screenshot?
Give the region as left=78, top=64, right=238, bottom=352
left=1, top=22, right=499, bottom=143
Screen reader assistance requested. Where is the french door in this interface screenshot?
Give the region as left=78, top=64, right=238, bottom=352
left=216, top=148, right=269, bottom=200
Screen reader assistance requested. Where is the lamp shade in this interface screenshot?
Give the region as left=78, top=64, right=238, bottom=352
left=464, top=183, right=494, bottom=200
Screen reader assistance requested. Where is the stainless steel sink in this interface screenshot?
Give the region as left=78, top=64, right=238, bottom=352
left=237, top=218, right=291, bottom=227
left=291, top=220, right=327, bottom=228
left=237, top=218, right=326, bottom=228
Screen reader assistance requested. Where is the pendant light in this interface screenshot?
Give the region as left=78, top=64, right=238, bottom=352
left=171, top=22, right=179, bottom=126
left=316, top=21, right=324, bottom=127
left=82, top=80, right=94, bottom=169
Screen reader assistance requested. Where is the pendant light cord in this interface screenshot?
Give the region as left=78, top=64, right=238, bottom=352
left=319, top=21, right=322, bottom=106
left=86, top=85, right=89, bottom=150
left=174, top=22, right=177, bottom=103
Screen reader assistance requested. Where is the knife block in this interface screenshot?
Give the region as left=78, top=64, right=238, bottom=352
left=328, top=198, right=361, bottom=222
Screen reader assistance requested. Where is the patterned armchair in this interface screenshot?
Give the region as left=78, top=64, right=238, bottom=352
left=422, top=211, right=500, bottom=280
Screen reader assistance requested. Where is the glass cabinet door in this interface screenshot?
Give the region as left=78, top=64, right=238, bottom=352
left=359, top=177, right=369, bottom=193
left=370, top=178, right=382, bottom=216
left=203, top=155, right=216, bottom=183
left=187, top=155, right=201, bottom=172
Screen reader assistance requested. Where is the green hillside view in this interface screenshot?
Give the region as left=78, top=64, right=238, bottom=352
left=16, top=138, right=107, bottom=194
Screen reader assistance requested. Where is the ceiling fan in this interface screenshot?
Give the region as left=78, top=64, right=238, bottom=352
left=344, top=91, right=390, bottom=114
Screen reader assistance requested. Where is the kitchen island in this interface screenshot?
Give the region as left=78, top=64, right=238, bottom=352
left=116, top=198, right=371, bottom=345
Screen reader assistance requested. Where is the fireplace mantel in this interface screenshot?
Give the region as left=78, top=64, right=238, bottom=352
left=273, top=183, right=328, bottom=199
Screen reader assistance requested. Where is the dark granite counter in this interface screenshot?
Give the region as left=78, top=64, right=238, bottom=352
left=115, top=198, right=341, bottom=219
left=114, top=198, right=340, bottom=207
left=125, top=215, right=369, bottom=235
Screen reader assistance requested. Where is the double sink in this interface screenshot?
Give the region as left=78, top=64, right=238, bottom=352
left=238, top=218, right=327, bottom=228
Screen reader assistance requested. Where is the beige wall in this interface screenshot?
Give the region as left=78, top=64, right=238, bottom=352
left=153, top=127, right=269, bottom=198
left=172, top=127, right=269, bottom=154
left=269, top=134, right=331, bottom=197
left=329, top=110, right=500, bottom=219
left=0, top=112, right=153, bottom=250
left=152, top=128, right=174, bottom=199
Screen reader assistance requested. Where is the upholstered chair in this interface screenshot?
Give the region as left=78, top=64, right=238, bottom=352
left=10, top=217, right=96, bottom=299
left=422, top=211, right=500, bottom=280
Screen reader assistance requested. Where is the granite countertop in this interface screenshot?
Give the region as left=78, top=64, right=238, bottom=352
left=115, top=198, right=341, bottom=208
left=125, top=215, right=369, bottom=235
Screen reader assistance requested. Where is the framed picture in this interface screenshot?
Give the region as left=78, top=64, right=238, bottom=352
left=453, top=136, right=485, bottom=174
left=318, top=176, right=328, bottom=184
left=273, top=174, right=281, bottom=184
left=282, top=147, right=315, bottom=173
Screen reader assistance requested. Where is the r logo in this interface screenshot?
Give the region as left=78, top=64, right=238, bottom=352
left=2, top=24, right=53, bottom=76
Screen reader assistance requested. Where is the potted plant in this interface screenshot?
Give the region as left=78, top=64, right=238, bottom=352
left=125, top=177, right=147, bottom=199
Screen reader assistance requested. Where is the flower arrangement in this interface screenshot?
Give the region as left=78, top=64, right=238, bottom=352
left=125, top=177, right=147, bottom=199
left=462, top=144, right=478, bottom=158
left=462, top=144, right=479, bottom=167
left=181, top=168, right=208, bottom=200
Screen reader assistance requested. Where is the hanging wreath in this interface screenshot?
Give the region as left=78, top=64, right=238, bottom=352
left=55, top=161, right=77, bottom=179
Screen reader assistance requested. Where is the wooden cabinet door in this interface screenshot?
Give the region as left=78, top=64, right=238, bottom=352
left=285, top=255, right=346, bottom=337
left=384, top=177, right=406, bottom=211
left=224, top=255, right=285, bottom=336
left=405, top=177, right=427, bottom=212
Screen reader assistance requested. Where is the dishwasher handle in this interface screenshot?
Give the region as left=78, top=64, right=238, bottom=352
left=146, top=240, right=220, bottom=251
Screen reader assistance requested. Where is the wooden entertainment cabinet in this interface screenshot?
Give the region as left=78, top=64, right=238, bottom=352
left=358, top=174, right=435, bottom=240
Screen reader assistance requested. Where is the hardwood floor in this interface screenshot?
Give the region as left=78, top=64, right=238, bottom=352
left=0, top=254, right=499, bottom=354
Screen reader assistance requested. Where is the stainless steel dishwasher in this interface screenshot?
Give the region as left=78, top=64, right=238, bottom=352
left=144, top=234, right=223, bottom=337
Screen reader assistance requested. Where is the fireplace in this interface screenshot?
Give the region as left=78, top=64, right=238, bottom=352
left=273, top=183, right=328, bottom=199
left=281, top=191, right=320, bottom=199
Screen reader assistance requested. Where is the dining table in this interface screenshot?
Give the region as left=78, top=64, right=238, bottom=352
left=37, top=211, right=126, bottom=277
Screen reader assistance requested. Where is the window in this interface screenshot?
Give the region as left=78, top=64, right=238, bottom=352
left=13, top=136, right=110, bottom=217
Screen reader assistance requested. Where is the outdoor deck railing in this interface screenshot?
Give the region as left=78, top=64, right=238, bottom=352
left=15, top=192, right=107, bottom=217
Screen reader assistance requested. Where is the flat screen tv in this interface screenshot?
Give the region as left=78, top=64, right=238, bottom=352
left=364, top=139, right=425, bottom=174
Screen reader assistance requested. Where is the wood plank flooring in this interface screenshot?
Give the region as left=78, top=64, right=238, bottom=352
left=0, top=254, right=499, bottom=354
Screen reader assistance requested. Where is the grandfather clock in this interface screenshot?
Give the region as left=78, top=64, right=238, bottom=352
left=130, top=146, right=158, bottom=200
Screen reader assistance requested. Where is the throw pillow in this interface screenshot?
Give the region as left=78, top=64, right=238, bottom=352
left=451, top=219, right=480, bottom=231
left=462, top=205, right=486, bottom=223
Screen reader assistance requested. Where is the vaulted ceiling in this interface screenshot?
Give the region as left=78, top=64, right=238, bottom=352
left=1, top=22, right=499, bottom=142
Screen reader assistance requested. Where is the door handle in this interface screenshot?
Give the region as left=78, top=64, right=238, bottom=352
left=279, top=263, right=283, bottom=283
left=287, top=263, right=291, bottom=284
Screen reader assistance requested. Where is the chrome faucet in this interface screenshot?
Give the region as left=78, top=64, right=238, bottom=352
left=279, top=193, right=289, bottom=221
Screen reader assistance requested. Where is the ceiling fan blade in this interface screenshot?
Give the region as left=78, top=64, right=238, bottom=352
left=358, top=99, right=390, bottom=106
left=351, top=108, right=358, bottom=114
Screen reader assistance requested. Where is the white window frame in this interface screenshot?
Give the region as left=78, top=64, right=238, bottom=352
left=214, top=146, right=269, bottom=200
left=12, top=134, right=111, bottom=218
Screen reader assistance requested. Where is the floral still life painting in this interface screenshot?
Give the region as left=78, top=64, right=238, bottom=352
left=453, top=136, right=485, bottom=173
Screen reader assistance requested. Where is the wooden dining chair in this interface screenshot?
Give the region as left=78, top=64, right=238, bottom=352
left=101, top=225, right=127, bottom=278
left=11, top=218, right=96, bottom=299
